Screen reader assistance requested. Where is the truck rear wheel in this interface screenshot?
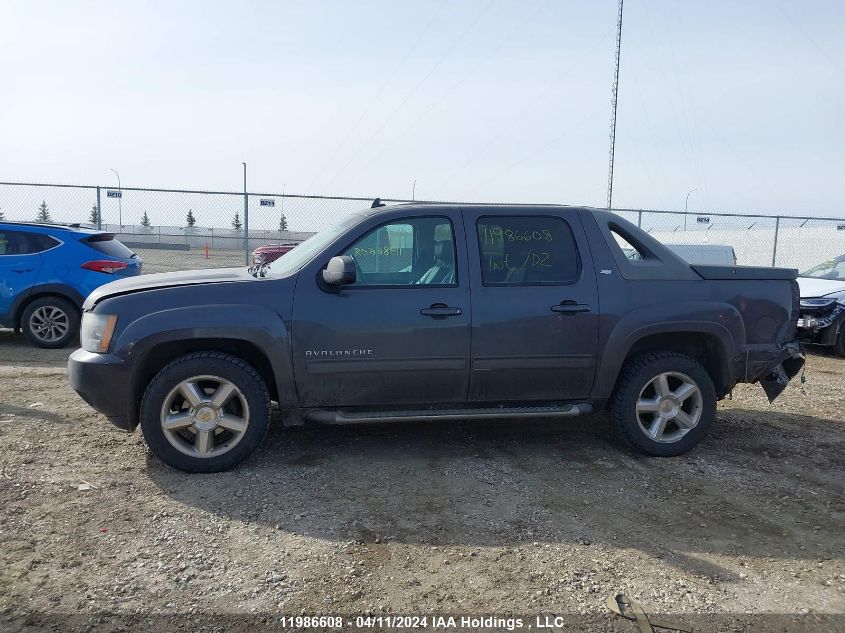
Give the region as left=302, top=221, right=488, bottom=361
left=610, top=352, right=716, bottom=456
left=140, top=352, right=270, bottom=473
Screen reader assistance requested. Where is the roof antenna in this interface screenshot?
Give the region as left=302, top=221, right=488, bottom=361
left=371, top=197, right=385, bottom=208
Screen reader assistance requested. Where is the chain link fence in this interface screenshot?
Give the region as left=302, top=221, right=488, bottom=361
left=613, top=208, right=845, bottom=270
left=2, top=181, right=844, bottom=274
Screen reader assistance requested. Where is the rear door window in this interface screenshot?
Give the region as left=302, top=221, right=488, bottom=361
left=83, top=235, right=135, bottom=258
left=0, top=230, right=60, bottom=255
left=476, top=216, right=580, bottom=285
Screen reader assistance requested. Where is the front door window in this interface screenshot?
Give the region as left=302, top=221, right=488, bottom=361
left=343, top=217, right=456, bottom=287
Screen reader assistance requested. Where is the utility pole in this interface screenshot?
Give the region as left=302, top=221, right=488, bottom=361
left=606, top=0, right=624, bottom=210
left=242, top=162, right=249, bottom=265
left=684, top=188, right=697, bottom=231
left=110, top=168, right=122, bottom=227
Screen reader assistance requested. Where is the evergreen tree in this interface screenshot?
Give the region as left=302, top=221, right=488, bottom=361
left=36, top=201, right=52, bottom=223
left=140, top=210, right=152, bottom=229
left=232, top=212, right=243, bottom=232
left=89, top=205, right=100, bottom=226
left=186, top=209, right=196, bottom=228
left=279, top=213, right=288, bottom=232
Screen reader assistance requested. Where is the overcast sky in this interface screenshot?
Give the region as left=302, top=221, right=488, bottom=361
left=1, top=0, right=843, bottom=216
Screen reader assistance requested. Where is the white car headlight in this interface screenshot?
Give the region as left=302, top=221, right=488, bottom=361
left=800, top=297, right=838, bottom=308
left=80, top=312, right=118, bottom=353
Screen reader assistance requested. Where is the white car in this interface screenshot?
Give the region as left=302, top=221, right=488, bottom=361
left=796, top=255, right=845, bottom=356
left=624, top=244, right=737, bottom=266
left=666, top=244, right=737, bottom=266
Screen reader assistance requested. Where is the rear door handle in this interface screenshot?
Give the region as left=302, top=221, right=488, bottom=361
left=12, top=267, right=34, bottom=273
left=551, top=302, right=591, bottom=314
left=420, top=305, right=463, bottom=318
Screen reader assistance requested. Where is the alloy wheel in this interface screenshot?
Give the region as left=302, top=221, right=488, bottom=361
left=160, top=375, right=250, bottom=458
left=29, top=305, right=69, bottom=343
left=635, top=371, right=703, bottom=443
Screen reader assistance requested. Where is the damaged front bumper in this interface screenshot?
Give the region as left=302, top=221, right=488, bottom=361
left=797, top=302, right=844, bottom=346
left=752, top=341, right=805, bottom=402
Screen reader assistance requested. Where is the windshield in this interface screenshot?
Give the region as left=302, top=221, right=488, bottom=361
left=265, top=214, right=363, bottom=277
left=800, top=255, right=845, bottom=280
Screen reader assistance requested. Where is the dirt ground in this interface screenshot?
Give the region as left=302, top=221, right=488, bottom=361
left=0, top=331, right=842, bottom=633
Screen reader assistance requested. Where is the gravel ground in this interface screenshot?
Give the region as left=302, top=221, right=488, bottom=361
left=133, top=247, right=245, bottom=274
left=0, top=332, right=842, bottom=632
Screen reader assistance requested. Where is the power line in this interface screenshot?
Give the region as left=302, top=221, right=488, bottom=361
left=305, top=0, right=449, bottom=191
left=659, top=1, right=708, bottom=210
left=466, top=109, right=602, bottom=198
left=342, top=0, right=553, bottom=191
left=436, top=34, right=611, bottom=193
left=321, top=0, right=495, bottom=193
left=773, top=0, right=845, bottom=78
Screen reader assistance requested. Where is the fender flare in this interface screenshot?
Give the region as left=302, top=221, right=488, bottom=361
left=115, top=304, right=297, bottom=410
left=592, top=301, right=744, bottom=399
left=10, top=284, right=84, bottom=327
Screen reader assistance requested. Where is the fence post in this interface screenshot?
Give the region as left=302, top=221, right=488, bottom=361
left=96, top=186, right=102, bottom=230
left=637, top=211, right=642, bottom=228
left=771, top=216, right=780, bottom=267
left=243, top=163, right=249, bottom=265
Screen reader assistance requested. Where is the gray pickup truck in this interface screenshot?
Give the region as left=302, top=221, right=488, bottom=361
left=68, top=204, right=804, bottom=473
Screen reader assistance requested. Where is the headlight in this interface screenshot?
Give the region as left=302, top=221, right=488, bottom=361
left=80, top=312, right=118, bottom=353
left=800, top=298, right=837, bottom=308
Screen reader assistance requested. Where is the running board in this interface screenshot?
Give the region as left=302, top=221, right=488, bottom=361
left=305, top=403, right=594, bottom=425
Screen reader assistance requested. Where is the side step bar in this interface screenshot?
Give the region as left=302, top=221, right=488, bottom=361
left=305, top=403, right=594, bottom=425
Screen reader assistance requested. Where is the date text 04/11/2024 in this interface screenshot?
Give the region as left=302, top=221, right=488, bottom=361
left=352, top=615, right=527, bottom=630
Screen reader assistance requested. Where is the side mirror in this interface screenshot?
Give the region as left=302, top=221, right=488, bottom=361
left=322, top=255, right=356, bottom=286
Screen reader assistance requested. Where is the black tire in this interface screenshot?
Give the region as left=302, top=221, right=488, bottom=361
left=21, top=296, right=79, bottom=349
left=609, top=352, right=716, bottom=457
left=140, top=352, right=271, bottom=473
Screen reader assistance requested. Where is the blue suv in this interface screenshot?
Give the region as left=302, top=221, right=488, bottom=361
left=0, top=222, right=142, bottom=348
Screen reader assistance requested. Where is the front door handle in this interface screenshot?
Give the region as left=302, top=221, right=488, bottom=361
left=551, top=302, right=591, bottom=315
left=420, top=304, right=463, bottom=318
left=11, top=267, right=34, bottom=273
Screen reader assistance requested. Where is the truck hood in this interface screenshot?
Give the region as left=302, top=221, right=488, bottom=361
left=84, top=267, right=253, bottom=309
left=797, top=276, right=845, bottom=298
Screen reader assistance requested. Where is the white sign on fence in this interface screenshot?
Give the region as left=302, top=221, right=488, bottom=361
left=696, top=216, right=710, bottom=224
left=260, top=199, right=275, bottom=207
left=106, top=190, right=122, bottom=198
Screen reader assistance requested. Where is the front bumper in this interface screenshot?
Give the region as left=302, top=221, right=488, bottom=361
left=797, top=303, right=844, bottom=346
left=68, top=348, right=136, bottom=430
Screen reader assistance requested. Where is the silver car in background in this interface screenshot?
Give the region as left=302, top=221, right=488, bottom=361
left=797, top=255, right=845, bottom=356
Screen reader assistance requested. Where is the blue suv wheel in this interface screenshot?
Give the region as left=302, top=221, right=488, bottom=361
left=21, top=295, right=79, bottom=348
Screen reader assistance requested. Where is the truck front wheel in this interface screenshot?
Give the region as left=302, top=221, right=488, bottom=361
left=140, top=352, right=271, bottom=473
left=610, top=352, right=716, bottom=456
